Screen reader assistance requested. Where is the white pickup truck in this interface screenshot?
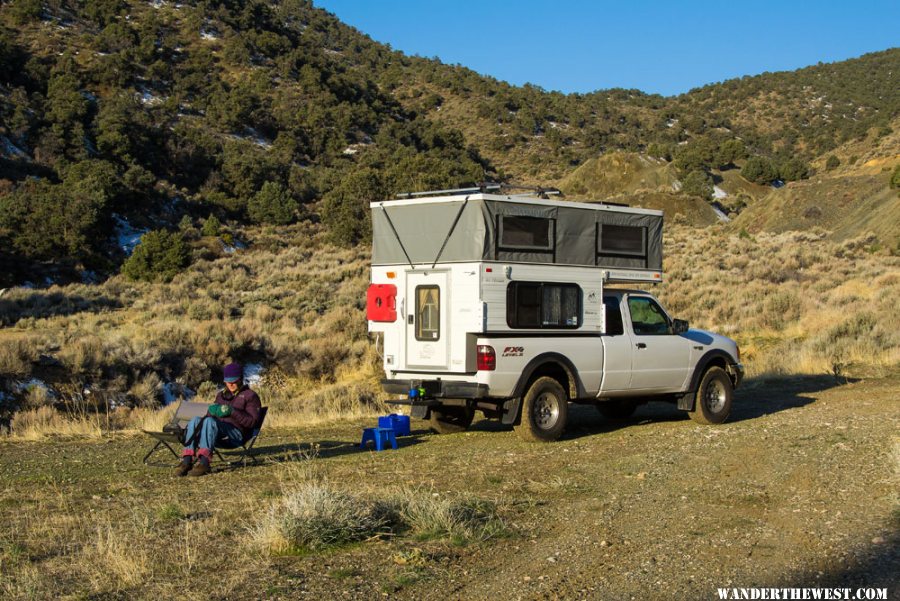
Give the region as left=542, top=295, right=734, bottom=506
left=368, top=188, right=743, bottom=441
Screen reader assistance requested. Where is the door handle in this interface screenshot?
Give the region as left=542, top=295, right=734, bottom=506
left=408, top=315, right=414, bottom=325
left=636, top=342, right=647, bottom=349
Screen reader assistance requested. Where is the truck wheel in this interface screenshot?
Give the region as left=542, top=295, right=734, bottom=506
left=688, top=366, right=733, bottom=425
left=596, top=400, right=636, bottom=420
left=515, top=377, right=568, bottom=442
left=428, top=406, right=474, bottom=434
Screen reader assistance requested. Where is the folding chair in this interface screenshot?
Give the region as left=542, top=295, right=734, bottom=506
left=142, top=401, right=209, bottom=466
left=214, top=407, right=268, bottom=468
left=142, top=403, right=268, bottom=469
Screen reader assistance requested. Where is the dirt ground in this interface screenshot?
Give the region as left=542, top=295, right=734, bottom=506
left=1, top=374, right=898, bottom=600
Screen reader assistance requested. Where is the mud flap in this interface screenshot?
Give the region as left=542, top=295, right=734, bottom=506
left=500, top=397, right=521, bottom=425
left=410, top=404, right=430, bottom=419
left=677, top=392, right=695, bottom=411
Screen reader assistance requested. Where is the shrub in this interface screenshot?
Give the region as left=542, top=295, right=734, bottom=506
left=779, top=158, right=810, bottom=181
left=680, top=170, right=713, bottom=199
left=825, top=155, right=840, bottom=171
left=200, top=214, right=221, bottom=237
left=122, top=229, right=190, bottom=282
left=742, top=156, right=778, bottom=184
left=248, top=182, right=298, bottom=225
left=252, top=483, right=396, bottom=553
left=890, top=164, right=900, bottom=190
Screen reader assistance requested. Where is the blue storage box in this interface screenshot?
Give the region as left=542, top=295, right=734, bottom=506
left=378, top=413, right=410, bottom=436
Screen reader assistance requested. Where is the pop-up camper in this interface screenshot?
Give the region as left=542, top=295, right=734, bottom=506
left=367, top=187, right=742, bottom=441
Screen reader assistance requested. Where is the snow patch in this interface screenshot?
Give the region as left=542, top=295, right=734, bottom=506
left=711, top=205, right=731, bottom=223
left=136, top=89, right=163, bottom=106
left=243, top=363, right=264, bottom=387
left=666, top=118, right=678, bottom=128
left=200, top=29, right=220, bottom=40
left=113, top=215, right=149, bottom=255
left=713, top=186, right=728, bottom=199
left=15, top=378, right=56, bottom=397
left=222, top=239, right=247, bottom=254
left=162, top=382, right=195, bottom=406
left=0, top=136, right=28, bottom=159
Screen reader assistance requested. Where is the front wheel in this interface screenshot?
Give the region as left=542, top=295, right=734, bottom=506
left=688, top=366, right=733, bottom=424
left=515, top=377, right=568, bottom=442
left=428, top=405, right=474, bottom=434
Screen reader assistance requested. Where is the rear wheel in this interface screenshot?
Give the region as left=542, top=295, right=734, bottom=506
left=688, top=366, right=733, bottom=424
left=596, top=400, right=637, bottom=420
left=428, top=405, right=474, bottom=434
left=515, top=377, right=568, bottom=442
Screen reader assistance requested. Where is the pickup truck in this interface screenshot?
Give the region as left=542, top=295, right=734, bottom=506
left=381, top=288, right=743, bottom=442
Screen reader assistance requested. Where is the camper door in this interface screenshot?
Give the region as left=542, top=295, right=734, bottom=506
left=406, top=271, right=449, bottom=370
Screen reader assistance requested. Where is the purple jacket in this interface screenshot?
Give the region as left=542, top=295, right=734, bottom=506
left=211, top=386, right=261, bottom=439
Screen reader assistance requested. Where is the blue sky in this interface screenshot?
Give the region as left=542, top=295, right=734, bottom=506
left=314, top=1, right=900, bottom=97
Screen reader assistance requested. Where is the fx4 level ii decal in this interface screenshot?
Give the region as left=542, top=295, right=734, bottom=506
left=502, top=346, right=525, bottom=357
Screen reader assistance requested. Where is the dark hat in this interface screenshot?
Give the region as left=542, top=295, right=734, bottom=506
left=223, top=362, right=243, bottom=383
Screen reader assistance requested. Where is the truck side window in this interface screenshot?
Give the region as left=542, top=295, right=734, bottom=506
left=415, top=285, right=440, bottom=340
left=602, top=296, right=624, bottom=336
left=507, top=282, right=581, bottom=329
left=627, top=296, right=671, bottom=335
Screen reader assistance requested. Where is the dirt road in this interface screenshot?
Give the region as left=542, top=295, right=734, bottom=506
left=1, top=375, right=897, bottom=600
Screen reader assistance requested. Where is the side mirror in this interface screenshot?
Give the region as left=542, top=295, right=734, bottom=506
left=673, top=319, right=689, bottom=335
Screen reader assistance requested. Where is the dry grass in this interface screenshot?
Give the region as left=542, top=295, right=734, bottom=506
left=0, top=221, right=898, bottom=438
left=250, top=479, right=508, bottom=555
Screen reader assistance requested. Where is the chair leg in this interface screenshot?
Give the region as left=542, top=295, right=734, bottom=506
left=143, top=439, right=181, bottom=465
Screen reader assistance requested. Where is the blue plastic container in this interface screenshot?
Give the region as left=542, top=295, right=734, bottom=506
left=378, top=413, right=411, bottom=436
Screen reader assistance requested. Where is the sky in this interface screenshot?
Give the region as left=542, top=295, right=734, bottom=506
left=314, top=0, right=900, bottom=97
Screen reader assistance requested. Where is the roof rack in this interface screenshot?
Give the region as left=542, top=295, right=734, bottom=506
left=395, top=181, right=562, bottom=200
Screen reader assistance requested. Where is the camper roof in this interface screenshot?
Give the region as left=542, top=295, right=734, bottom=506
left=372, top=193, right=663, bottom=217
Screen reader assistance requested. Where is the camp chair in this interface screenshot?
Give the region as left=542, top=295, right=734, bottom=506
left=213, top=406, right=268, bottom=468
left=142, top=401, right=268, bottom=468
left=142, top=401, right=208, bottom=466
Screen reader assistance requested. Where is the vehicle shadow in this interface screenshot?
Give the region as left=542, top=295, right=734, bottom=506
left=226, top=435, right=429, bottom=466
left=771, top=530, right=898, bottom=591
left=468, top=373, right=854, bottom=441
left=729, top=373, right=855, bottom=422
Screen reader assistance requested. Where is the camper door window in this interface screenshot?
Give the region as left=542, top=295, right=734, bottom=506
left=506, top=282, right=581, bottom=329
left=415, top=285, right=440, bottom=341
left=498, top=215, right=555, bottom=252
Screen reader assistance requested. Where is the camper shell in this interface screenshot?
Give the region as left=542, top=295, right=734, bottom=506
left=367, top=187, right=742, bottom=441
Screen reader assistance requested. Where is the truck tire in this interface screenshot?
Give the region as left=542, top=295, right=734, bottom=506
left=596, top=400, right=636, bottom=420
left=515, top=377, right=568, bottom=442
left=428, top=406, right=474, bottom=434
left=688, top=366, right=733, bottom=424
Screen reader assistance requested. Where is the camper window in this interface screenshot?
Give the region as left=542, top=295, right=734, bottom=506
left=506, top=282, right=581, bottom=329
left=597, top=224, right=647, bottom=258
left=498, top=216, right=555, bottom=251
left=415, top=285, right=440, bottom=341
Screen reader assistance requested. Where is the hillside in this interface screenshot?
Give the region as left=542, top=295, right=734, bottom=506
left=0, top=0, right=899, bottom=286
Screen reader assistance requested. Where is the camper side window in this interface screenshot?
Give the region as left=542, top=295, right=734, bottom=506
left=507, top=282, right=581, bottom=329
left=597, top=224, right=647, bottom=258
left=415, top=286, right=440, bottom=341
left=498, top=216, right=555, bottom=251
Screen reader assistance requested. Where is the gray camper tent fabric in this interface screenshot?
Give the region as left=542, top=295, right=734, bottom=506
left=371, top=197, right=662, bottom=270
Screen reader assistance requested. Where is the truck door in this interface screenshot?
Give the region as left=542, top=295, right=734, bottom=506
left=599, top=295, right=633, bottom=392
left=624, top=295, right=692, bottom=392
left=405, top=271, right=449, bottom=370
